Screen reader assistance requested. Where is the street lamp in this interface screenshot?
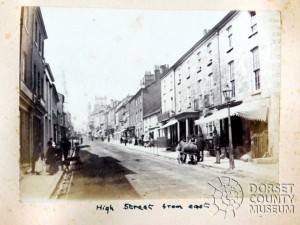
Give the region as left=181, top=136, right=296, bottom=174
left=223, top=85, right=235, bottom=170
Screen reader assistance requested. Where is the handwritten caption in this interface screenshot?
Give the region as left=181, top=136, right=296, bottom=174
left=96, top=203, right=210, bottom=214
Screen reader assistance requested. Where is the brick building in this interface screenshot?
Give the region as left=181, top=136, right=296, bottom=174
left=128, top=65, right=168, bottom=139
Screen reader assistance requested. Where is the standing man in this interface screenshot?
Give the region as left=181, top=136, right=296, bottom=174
left=213, top=128, right=221, bottom=164
left=45, top=141, right=57, bottom=175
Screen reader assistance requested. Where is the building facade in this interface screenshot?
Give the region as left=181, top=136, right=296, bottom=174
left=129, top=65, right=168, bottom=140
left=19, top=6, right=48, bottom=170
left=160, top=11, right=280, bottom=158
left=114, top=95, right=132, bottom=140
left=19, top=7, right=72, bottom=174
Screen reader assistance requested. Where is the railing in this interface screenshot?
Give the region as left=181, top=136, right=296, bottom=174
left=251, top=131, right=268, bottom=158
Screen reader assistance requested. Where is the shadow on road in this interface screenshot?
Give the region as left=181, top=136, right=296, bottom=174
left=67, top=150, right=141, bottom=200
left=78, top=150, right=137, bottom=178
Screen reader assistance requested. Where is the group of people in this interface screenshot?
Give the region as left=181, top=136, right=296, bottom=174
left=31, top=137, right=72, bottom=175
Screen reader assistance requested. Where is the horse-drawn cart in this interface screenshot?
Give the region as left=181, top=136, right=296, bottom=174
left=176, top=141, right=202, bottom=164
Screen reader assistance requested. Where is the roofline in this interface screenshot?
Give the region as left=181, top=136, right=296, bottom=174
left=57, top=92, right=65, bottom=103
left=37, top=7, right=48, bottom=39
left=45, top=63, right=55, bottom=82
left=161, top=10, right=238, bottom=80
left=129, top=88, right=143, bottom=102
left=52, top=84, right=60, bottom=103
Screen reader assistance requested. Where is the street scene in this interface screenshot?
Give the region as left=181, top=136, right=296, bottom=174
left=19, top=7, right=280, bottom=202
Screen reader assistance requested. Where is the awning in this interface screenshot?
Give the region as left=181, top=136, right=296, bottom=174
left=114, top=128, right=127, bottom=134
left=159, top=119, right=178, bottom=129
left=195, top=98, right=269, bottom=124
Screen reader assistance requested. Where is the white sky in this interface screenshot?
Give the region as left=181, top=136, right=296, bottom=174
left=40, top=7, right=228, bottom=130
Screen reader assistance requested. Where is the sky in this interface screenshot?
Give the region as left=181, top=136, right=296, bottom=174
left=40, top=7, right=228, bottom=130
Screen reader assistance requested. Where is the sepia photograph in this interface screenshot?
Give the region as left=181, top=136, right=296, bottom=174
left=1, top=0, right=300, bottom=224
left=19, top=7, right=280, bottom=204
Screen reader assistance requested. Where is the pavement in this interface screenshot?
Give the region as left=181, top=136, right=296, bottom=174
left=19, top=138, right=278, bottom=201
left=20, top=169, right=64, bottom=202
left=108, top=139, right=278, bottom=182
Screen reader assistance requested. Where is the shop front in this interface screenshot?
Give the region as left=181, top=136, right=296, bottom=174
left=195, top=98, right=269, bottom=158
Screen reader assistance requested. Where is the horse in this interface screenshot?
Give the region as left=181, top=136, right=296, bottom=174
left=176, top=141, right=199, bottom=164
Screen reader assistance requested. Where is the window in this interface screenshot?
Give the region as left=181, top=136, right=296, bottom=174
left=207, top=43, right=211, bottom=54
left=251, top=47, right=260, bottom=90
left=249, top=11, right=257, bottom=32
left=249, top=11, right=256, bottom=17
left=35, top=20, right=38, bottom=44
left=197, top=51, right=201, bottom=62
left=228, top=61, right=235, bottom=97
left=227, top=26, right=233, bottom=49
left=187, top=86, right=191, bottom=108
left=207, top=121, right=215, bottom=136
left=251, top=24, right=257, bottom=33
left=171, top=97, right=173, bottom=111
left=32, top=64, right=36, bottom=92
left=187, top=67, right=190, bottom=79
left=178, top=91, right=182, bottom=111
left=178, top=73, right=181, bottom=85
left=197, top=66, right=202, bottom=73
left=21, top=53, right=26, bottom=81
left=37, top=72, right=41, bottom=97
left=208, top=73, right=214, bottom=105
left=208, top=73, right=213, bottom=90
left=38, top=33, right=42, bottom=53
left=40, top=74, right=44, bottom=99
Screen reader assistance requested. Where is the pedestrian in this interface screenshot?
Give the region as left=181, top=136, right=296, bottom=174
left=177, top=137, right=187, bottom=163
left=31, top=142, right=44, bottom=174
left=54, top=142, right=63, bottom=171
left=49, top=137, right=56, bottom=148
left=213, top=128, right=221, bottom=164
left=45, top=141, right=57, bottom=175
left=61, top=139, right=70, bottom=170
left=124, top=137, right=128, bottom=146
left=196, top=134, right=206, bottom=162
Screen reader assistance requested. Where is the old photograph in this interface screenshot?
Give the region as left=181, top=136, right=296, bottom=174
left=19, top=7, right=281, bottom=205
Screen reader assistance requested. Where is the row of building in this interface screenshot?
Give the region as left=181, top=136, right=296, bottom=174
left=19, top=7, right=73, bottom=174
left=88, top=10, right=280, bottom=159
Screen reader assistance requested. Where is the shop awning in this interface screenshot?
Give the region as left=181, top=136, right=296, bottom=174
left=195, top=98, right=269, bottom=125
left=159, top=119, right=178, bottom=129
left=114, top=128, right=127, bottom=134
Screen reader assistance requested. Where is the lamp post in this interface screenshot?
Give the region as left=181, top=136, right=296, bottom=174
left=223, top=85, right=235, bottom=170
